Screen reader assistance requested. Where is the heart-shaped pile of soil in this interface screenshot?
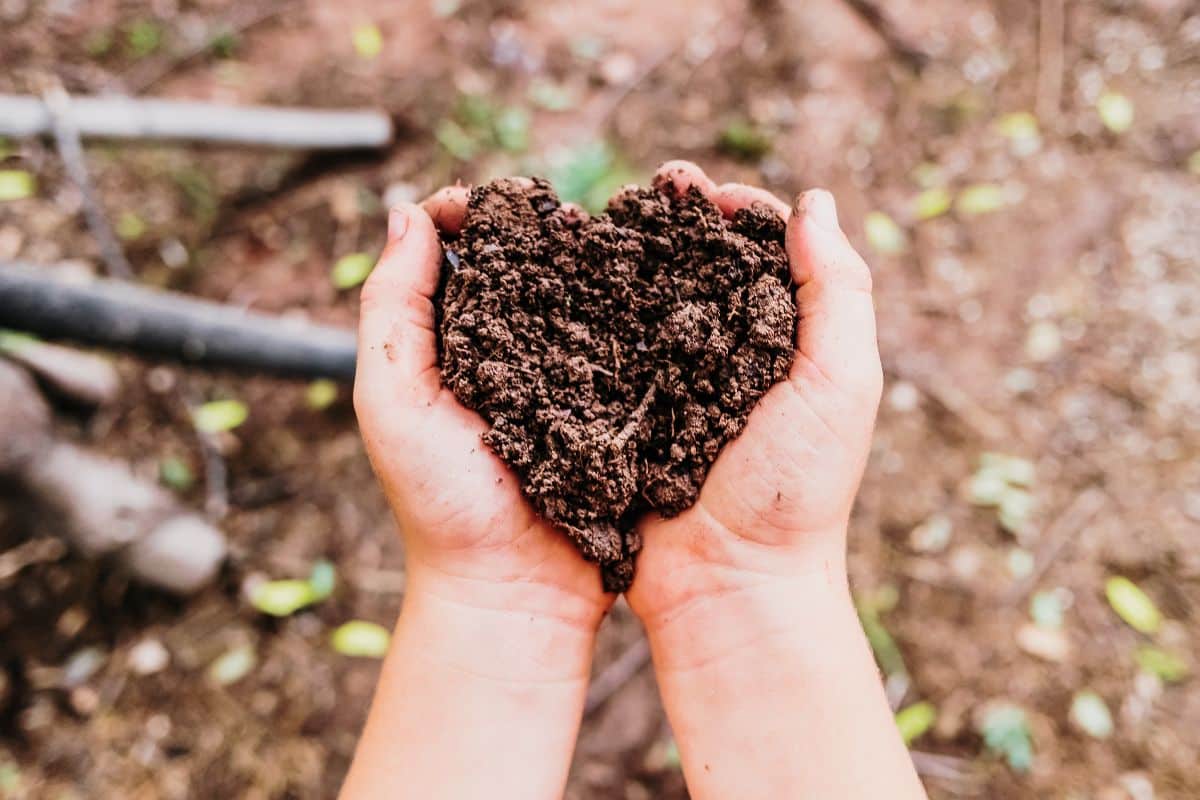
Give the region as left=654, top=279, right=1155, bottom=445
left=436, top=176, right=797, bottom=592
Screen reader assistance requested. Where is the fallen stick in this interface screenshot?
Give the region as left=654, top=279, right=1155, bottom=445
left=1004, top=487, right=1107, bottom=605
left=0, top=333, right=120, bottom=406
left=0, top=361, right=225, bottom=593
left=584, top=637, right=651, bottom=716
left=43, top=86, right=134, bottom=279
left=0, top=261, right=357, bottom=379
left=840, top=0, right=930, bottom=72
left=0, top=94, right=393, bottom=150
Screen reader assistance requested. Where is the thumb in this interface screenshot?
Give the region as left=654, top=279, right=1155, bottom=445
left=354, top=203, right=444, bottom=413
left=784, top=190, right=882, bottom=403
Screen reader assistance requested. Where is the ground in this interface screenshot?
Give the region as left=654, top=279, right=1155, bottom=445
left=0, top=0, right=1197, bottom=798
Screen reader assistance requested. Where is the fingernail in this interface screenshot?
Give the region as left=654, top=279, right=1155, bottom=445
left=388, top=206, right=410, bottom=242
left=795, top=189, right=840, bottom=233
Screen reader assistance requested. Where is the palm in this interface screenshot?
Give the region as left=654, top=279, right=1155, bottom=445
left=364, top=386, right=610, bottom=602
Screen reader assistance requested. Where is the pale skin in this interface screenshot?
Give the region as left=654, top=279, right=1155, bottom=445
left=340, top=160, right=927, bottom=799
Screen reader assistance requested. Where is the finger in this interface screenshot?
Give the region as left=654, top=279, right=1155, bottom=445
left=422, top=185, right=469, bottom=234
left=714, top=182, right=791, bottom=221
left=654, top=159, right=719, bottom=202
left=355, top=203, right=444, bottom=411
left=785, top=190, right=882, bottom=400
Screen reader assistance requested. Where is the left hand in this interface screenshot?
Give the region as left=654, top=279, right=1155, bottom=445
left=354, top=188, right=613, bottom=641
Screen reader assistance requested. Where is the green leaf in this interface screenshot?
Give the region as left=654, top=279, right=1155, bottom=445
left=895, top=701, right=937, bottom=745
left=207, top=644, right=256, bottom=686
left=528, top=80, right=576, bottom=111
left=1007, top=548, right=1035, bottom=579
left=331, top=621, right=391, bottom=658
left=192, top=399, right=248, bottom=433
left=1106, top=576, right=1162, bottom=634
left=0, top=137, right=11, bottom=161
left=1135, top=646, right=1189, bottom=683
left=1030, top=591, right=1064, bottom=629
left=352, top=23, right=383, bottom=59
left=305, top=379, right=339, bottom=410
left=913, top=187, right=952, bottom=221
left=1070, top=691, right=1114, bottom=739
left=159, top=456, right=195, bottom=491
left=995, top=111, right=1042, bottom=155
left=857, top=603, right=907, bottom=676
left=210, top=30, right=239, bottom=59
left=0, top=760, right=21, bottom=793
left=116, top=211, right=146, bottom=240
left=251, top=580, right=318, bottom=617
left=718, top=119, right=773, bottom=161
left=981, top=705, right=1034, bottom=772
left=435, top=119, right=480, bottom=161
left=662, top=739, right=681, bottom=769
left=980, top=453, right=1035, bottom=486
left=864, top=211, right=908, bottom=255
left=998, top=488, right=1035, bottom=535
left=968, top=471, right=1008, bottom=507
left=126, top=20, right=163, bottom=58
left=956, top=183, right=1006, bottom=216
left=309, top=560, right=337, bottom=600
left=0, top=329, right=39, bottom=354
left=911, top=162, right=943, bottom=190
left=493, top=107, right=531, bottom=152
left=1097, top=92, right=1134, bottom=134
left=0, top=170, right=36, bottom=201
left=331, top=252, right=375, bottom=289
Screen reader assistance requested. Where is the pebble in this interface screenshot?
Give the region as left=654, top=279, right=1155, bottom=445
left=1015, top=623, right=1071, bottom=662
left=128, top=638, right=170, bottom=676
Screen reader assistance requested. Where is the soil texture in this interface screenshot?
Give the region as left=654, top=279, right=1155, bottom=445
left=437, top=176, right=797, bottom=591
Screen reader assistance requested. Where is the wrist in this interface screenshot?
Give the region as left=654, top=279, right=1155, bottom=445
left=645, top=567, right=853, bottom=672
left=398, top=565, right=600, bottom=684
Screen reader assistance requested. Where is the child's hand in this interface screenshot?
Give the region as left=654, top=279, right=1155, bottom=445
left=624, top=161, right=883, bottom=660
left=354, top=192, right=612, bottom=641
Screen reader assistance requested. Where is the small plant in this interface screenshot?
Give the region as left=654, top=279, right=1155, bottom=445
left=980, top=704, right=1034, bottom=772
left=126, top=20, right=163, bottom=59
left=545, top=140, right=640, bottom=214
left=436, top=94, right=533, bottom=161
left=717, top=119, right=772, bottom=161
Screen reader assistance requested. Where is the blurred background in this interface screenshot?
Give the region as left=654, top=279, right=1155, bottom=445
left=1, top=0, right=1198, bottom=797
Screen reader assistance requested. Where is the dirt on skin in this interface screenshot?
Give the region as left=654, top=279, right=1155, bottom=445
left=436, top=176, right=797, bottom=591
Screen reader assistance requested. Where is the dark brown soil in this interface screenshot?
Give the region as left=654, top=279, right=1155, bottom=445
left=437, top=176, right=797, bottom=591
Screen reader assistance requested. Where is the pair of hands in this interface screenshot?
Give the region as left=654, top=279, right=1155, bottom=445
left=354, top=158, right=881, bottom=658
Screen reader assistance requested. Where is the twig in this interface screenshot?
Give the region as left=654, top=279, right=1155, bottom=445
left=124, top=1, right=298, bottom=93
left=911, top=751, right=984, bottom=791
left=1036, top=0, right=1066, bottom=124
left=584, top=637, right=651, bottom=715
left=42, top=86, right=133, bottom=280
left=885, top=355, right=1007, bottom=443
left=0, top=94, right=393, bottom=150
left=840, top=0, right=931, bottom=72
left=0, top=261, right=357, bottom=379
left=611, top=382, right=657, bottom=452
left=1004, top=487, right=1106, bottom=604
left=0, top=537, right=68, bottom=582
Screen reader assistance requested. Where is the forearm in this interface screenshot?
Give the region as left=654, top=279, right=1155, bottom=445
left=645, top=553, right=927, bottom=800
left=339, top=571, right=595, bottom=800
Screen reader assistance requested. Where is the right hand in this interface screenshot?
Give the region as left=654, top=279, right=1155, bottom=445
left=624, top=161, right=883, bottom=657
